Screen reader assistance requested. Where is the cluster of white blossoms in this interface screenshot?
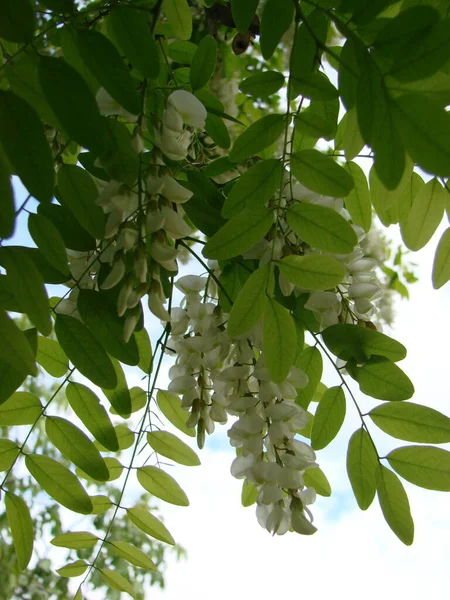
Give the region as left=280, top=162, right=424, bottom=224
left=166, top=274, right=319, bottom=535
left=56, top=89, right=207, bottom=343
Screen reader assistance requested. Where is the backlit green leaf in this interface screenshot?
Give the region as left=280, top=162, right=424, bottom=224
left=203, top=206, right=273, bottom=260
left=279, top=255, right=346, bottom=291
left=0, top=151, right=14, bottom=240
left=102, top=358, right=132, bottom=418
left=295, top=98, right=339, bottom=142
left=344, top=161, right=371, bottom=232
left=190, top=35, right=217, bottom=91
left=36, top=336, right=68, bottom=378
left=370, top=401, right=450, bottom=443
left=100, top=568, right=136, bottom=598
left=54, top=314, right=117, bottom=390
left=101, top=119, right=140, bottom=186
left=432, top=228, right=450, bottom=289
left=127, top=506, right=175, bottom=545
left=260, top=0, right=294, bottom=60
left=0, top=439, right=19, bottom=471
left=376, top=465, right=414, bottom=545
left=108, top=6, right=160, bottom=79
left=57, top=165, right=105, bottom=240
left=241, top=480, right=259, bottom=507
left=157, top=390, right=195, bottom=438
left=57, top=560, right=88, bottom=578
left=322, top=323, right=406, bottom=363
left=311, top=386, right=346, bottom=450
left=287, top=203, right=357, bottom=254
left=66, top=382, right=119, bottom=452
left=263, top=298, right=297, bottom=383
left=295, top=346, right=323, bottom=410
left=51, top=531, right=98, bottom=550
left=239, top=71, right=285, bottom=98
left=109, top=541, right=157, bottom=570
left=352, top=356, right=414, bottom=401
left=231, top=0, right=259, bottom=33
left=222, top=159, right=283, bottom=218
left=90, top=495, right=112, bottom=515
left=335, top=109, right=364, bottom=161
left=303, top=466, right=331, bottom=497
left=347, top=427, right=378, bottom=510
left=291, top=150, right=354, bottom=197
left=0, top=0, right=35, bottom=43
left=227, top=263, right=273, bottom=337
left=135, top=328, right=153, bottom=374
left=38, top=203, right=96, bottom=252
left=0, top=392, right=41, bottom=426
left=147, top=431, right=200, bottom=466
left=0, top=311, right=37, bottom=379
left=0, top=91, right=53, bottom=203
left=26, top=454, right=93, bottom=514
left=229, top=114, right=286, bottom=163
left=164, top=0, right=192, bottom=40
left=402, top=178, right=445, bottom=251
left=387, top=445, right=450, bottom=491
left=28, top=213, right=69, bottom=275
left=45, top=416, right=109, bottom=482
left=137, top=466, right=189, bottom=506
left=5, top=492, right=34, bottom=570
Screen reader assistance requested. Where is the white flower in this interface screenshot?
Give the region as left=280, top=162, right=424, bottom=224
left=168, top=90, right=207, bottom=128
left=162, top=175, right=193, bottom=204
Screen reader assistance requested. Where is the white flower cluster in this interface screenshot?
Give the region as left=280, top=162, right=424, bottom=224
left=166, top=274, right=319, bottom=536
left=56, top=90, right=207, bottom=342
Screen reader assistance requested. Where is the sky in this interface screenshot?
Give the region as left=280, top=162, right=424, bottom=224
left=8, top=177, right=450, bottom=599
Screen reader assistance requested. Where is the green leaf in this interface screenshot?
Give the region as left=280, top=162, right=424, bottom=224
left=0, top=152, right=14, bottom=240
left=311, top=386, right=346, bottom=450
left=36, top=336, right=68, bottom=378
left=0, top=0, right=35, bottom=43
left=164, top=0, right=192, bottom=40
left=57, top=560, right=88, bottom=578
left=291, top=10, right=328, bottom=85
left=370, top=401, right=450, bottom=443
left=66, top=382, right=119, bottom=452
left=352, top=356, right=414, bottom=401
left=26, top=454, right=93, bottom=514
left=167, top=40, right=197, bottom=64
left=109, top=541, right=156, bottom=570
left=356, top=49, right=387, bottom=147
left=107, top=6, right=159, bottom=79
left=432, top=227, right=450, bottom=289
left=227, top=263, right=273, bottom=337
left=5, top=492, right=34, bottom=570
left=0, top=247, right=51, bottom=336
left=0, top=392, right=41, bottom=426
left=127, top=506, right=175, bottom=545
left=392, top=94, right=450, bottom=177
left=205, top=113, right=231, bottom=149
left=263, top=298, right=297, bottom=383
left=278, top=255, right=346, bottom=291
left=398, top=171, right=425, bottom=232
left=101, top=119, right=140, bottom=186
left=229, top=114, right=286, bottom=163
left=77, top=289, right=138, bottom=366
left=39, top=56, right=108, bottom=155
left=137, top=466, right=189, bottom=506
left=402, top=178, right=445, bottom=251
left=102, top=358, right=132, bottom=418
left=90, top=494, right=112, bottom=515
left=100, top=568, right=136, bottom=598
left=73, top=29, right=140, bottom=116
left=28, top=213, right=69, bottom=275
left=295, top=346, right=323, bottom=409
left=287, top=203, right=357, bottom=254
left=222, top=159, right=283, bottom=218
left=335, top=108, right=364, bottom=161
left=322, top=323, right=406, bottom=363
left=147, top=431, right=200, bottom=466
left=0, top=310, right=37, bottom=379
left=51, top=531, right=98, bottom=550
left=239, top=71, right=284, bottom=98
left=376, top=465, right=414, bottom=545
left=57, top=165, right=105, bottom=240
left=295, top=98, right=339, bottom=142
left=347, top=428, right=378, bottom=510
left=260, top=0, right=294, bottom=60
left=291, top=150, right=354, bottom=197
left=344, top=161, right=371, bottom=232
left=0, top=91, right=53, bottom=203
left=135, top=328, right=153, bottom=374
left=54, top=314, right=118, bottom=390
left=0, top=439, right=19, bottom=471
left=241, top=480, right=259, bottom=507
left=203, top=206, right=273, bottom=260
left=232, top=0, right=259, bottom=33
left=38, top=203, right=96, bottom=253
left=387, top=445, right=450, bottom=491
left=292, top=70, right=339, bottom=101
left=45, top=416, right=109, bottom=482
left=157, top=390, right=195, bottom=438
left=190, top=35, right=217, bottom=91
left=303, top=467, right=332, bottom=497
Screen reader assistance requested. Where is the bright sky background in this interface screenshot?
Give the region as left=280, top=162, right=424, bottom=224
left=9, top=174, right=450, bottom=599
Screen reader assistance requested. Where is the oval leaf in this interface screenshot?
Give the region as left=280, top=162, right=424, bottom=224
left=100, top=568, right=136, bottom=598
left=164, top=0, right=192, bottom=40
left=263, top=298, right=297, bottom=383
left=353, top=357, right=414, bottom=401
left=239, top=70, right=285, bottom=98
left=229, top=114, right=286, bottom=163
left=26, top=454, right=93, bottom=514
left=5, top=492, right=34, bottom=570
left=260, top=0, right=294, bottom=60
left=303, top=466, right=332, bottom=497
left=295, top=346, right=323, bottom=410
left=51, top=531, right=98, bottom=550
left=28, top=213, right=69, bottom=275
left=346, top=427, right=378, bottom=510
left=0, top=439, right=19, bottom=471
left=157, top=390, right=195, bottom=438
left=344, top=161, right=371, bottom=232
left=0, top=310, right=37, bottom=379
left=36, top=336, right=69, bottom=378
left=147, top=431, right=200, bottom=466
left=0, top=0, right=35, bottom=43
left=190, top=35, right=217, bottom=91
left=279, top=254, right=346, bottom=291
left=291, top=149, right=354, bottom=197
left=432, top=227, right=450, bottom=289
left=0, top=391, right=42, bottom=426
left=311, top=386, right=346, bottom=450
left=387, top=445, right=450, bottom=491
left=57, top=560, right=88, bottom=578
left=127, top=506, right=175, bottom=545
left=137, top=466, right=189, bottom=506
left=403, top=178, right=445, bottom=251
left=376, top=464, right=414, bottom=545
left=109, top=541, right=156, bottom=571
